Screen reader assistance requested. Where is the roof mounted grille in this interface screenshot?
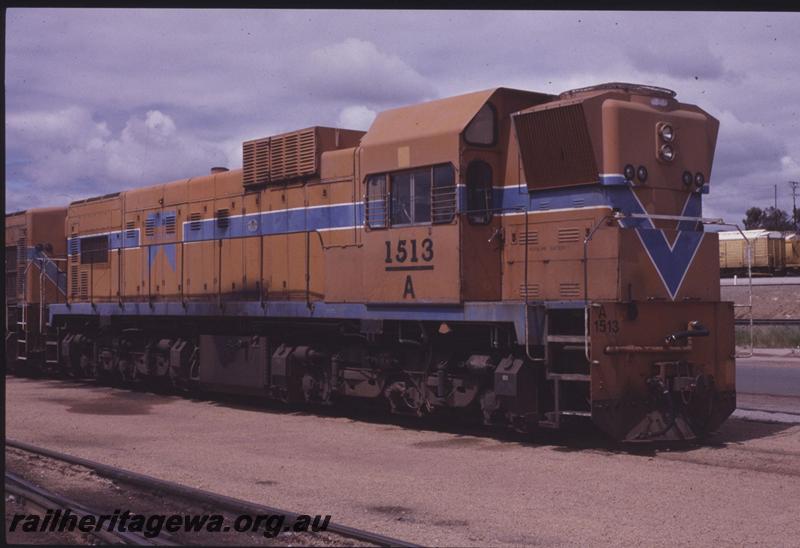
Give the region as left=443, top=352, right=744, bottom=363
left=242, top=126, right=364, bottom=188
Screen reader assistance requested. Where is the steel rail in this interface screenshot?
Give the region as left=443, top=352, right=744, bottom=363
left=734, top=318, right=800, bottom=326
left=7, top=439, right=420, bottom=548
left=5, top=471, right=174, bottom=546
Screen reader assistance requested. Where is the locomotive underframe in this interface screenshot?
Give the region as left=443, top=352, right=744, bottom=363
left=39, top=297, right=734, bottom=442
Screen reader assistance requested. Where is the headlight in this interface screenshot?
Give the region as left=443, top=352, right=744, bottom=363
left=659, top=124, right=675, bottom=142
left=637, top=165, right=648, bottom=183
left=659, top=144, right=675, bottom=162
left=624, top=164, right=635, bottom=181
left=682, top=171, right=693, bottom=186
left=694, top=172, right=705, bottom=188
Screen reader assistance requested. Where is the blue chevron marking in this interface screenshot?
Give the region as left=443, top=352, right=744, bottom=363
left=635, top=229, right=705, bottom=300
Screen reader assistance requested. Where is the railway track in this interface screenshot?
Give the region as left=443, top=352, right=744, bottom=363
left=6, top=439, right=419, bottom=548
left=734, top=318, right=800, bottom=326
left=5, top=471, right=177, bottom=546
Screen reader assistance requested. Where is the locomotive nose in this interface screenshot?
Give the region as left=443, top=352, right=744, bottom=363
left=601, top=94, right=718, bottom=195
left=512, top=82, right=718, bottom=199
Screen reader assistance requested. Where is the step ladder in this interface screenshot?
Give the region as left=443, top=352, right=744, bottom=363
left=540, top=307, right=592, bottom=428
left=16, top=305, right=28, bottom=361
left=45, top=339, right=60, bottom=365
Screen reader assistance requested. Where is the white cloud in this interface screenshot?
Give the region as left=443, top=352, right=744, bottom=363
left=5, top=107, right=230, bottom=209
left=303, top=38, right=435, bottom=104
left=781, top=155, right=800, bottom=177
left=337, top=105, right=376, bottom=130
left=6, top=106, right=111, bottom=149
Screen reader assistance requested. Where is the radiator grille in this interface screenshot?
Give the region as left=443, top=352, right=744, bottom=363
left=559, top=282, right=582, bottom=298
left=79, top=270, right=89, bottom=300
left=242, top=127, right=364, bottom=188
left=165, top=213, right=177, bottom=234
left=519, top=283, right=540, bottom=299
left=558, top=227, right=582, bottom=244
left=145, top=217, right=156, bottom=237
left=514, top=103, right=598, bottom=189
left=190, top=213, right=203, bottom=231
left=69, top=233, right=79, bottom=299
left=216, top=209, right=230, bottom=229
left=244, top=128, right=317, bottom=186
left=242, top=138, right=271, bottom=186
left=70, top=264, right=78, bottom=297
left=513, top=230, right=539, bottom=245
left=125, top=221, right=136, bottom=239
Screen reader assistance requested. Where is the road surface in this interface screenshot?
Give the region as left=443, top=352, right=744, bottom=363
left=737, top=354, right=800, bottom=397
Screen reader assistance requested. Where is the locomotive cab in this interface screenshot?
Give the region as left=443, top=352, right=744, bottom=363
left=356, top=87, right=553, bottom=304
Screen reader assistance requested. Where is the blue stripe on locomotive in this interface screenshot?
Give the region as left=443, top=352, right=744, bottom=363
left=68, top=182, right=705, bottom=253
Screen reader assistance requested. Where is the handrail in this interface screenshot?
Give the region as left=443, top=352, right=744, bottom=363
left=704, top=221, right=753, bottom=358
left=611, top=212, right=753, bottom=358
left=583, top=213, right=620, bottom=362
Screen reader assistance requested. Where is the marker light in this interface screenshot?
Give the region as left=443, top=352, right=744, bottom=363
left=682, top=171, right=693, bottom=186
left=694, top=172, right=705, bottom=188
left=624, top=164, right=635, bottom=181
left=637, top=165, right=648, bottom=183
left=659, top=144, right=675, bottom=162
left=659, top=124, right=675, bottom=142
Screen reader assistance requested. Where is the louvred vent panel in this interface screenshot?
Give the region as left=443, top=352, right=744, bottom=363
left=513, top=103, right=599, bottom=189
left=242, top=127, right=365, bottom=188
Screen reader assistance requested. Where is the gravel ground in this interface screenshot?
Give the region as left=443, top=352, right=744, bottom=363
left=722, top=285, right=800, bottom=320
left=5, top=375, right=800, bottom=547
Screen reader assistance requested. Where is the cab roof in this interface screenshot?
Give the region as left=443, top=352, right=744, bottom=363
left=360, top=87, right=553, bottom=145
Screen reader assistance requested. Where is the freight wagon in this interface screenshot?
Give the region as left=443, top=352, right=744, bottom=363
left=718, top=229, right=791, bottom=276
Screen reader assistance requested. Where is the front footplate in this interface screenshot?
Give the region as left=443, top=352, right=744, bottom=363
left=592, top=388, right=736, bottom=442
left=587, top=301, right=737, bottom=442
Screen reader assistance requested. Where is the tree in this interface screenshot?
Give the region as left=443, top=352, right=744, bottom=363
left=743, top=207, right=763, bottom=229
left=743, top=206, right=795, bottom=231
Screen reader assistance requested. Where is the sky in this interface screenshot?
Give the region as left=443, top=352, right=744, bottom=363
left=5, top=9, right=800, bottom=225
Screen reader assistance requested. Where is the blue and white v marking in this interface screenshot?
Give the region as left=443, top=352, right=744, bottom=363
left=614, top=188, right=704, bottom=300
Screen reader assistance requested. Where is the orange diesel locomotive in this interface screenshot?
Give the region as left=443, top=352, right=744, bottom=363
left=19, top=83, right=733, bottom=442
left=5, top=207, right=68, bottom=367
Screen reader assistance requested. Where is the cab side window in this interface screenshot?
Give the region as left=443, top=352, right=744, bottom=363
left=466, top=160, right=493, bottom=224
left=390, top=172, right=412, bottom=225
left=366, top=164, right=455, bottom=229
left=391, top=169, right=431, bottom=226
left=365, top=174, right=388, bottom=229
